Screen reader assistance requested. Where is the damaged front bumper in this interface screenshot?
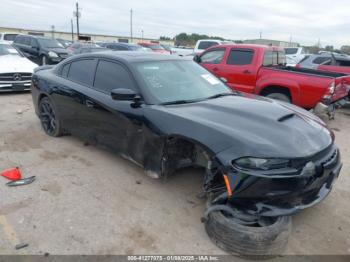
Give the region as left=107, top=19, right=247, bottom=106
left=313, top=98, right=347, bottom=118
left=216, top=144, right=342, bottom=217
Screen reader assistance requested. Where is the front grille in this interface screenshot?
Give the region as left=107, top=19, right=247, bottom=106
left=58, top=53, right=68, bottom=58
left=0, top=73, right=32, bottom=82
left=290, top=145, right=337, bottom=170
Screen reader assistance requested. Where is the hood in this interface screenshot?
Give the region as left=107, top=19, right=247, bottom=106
left=146, top=95, right=332, bottom=159
left=0, top=55, right=37, bottom=73
left=44, top=47, right=68, bottom=54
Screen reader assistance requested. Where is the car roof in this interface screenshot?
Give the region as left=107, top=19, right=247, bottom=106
left=210, top=44, right=283, bottom=51
left=66, top=51, right=183, bottom=63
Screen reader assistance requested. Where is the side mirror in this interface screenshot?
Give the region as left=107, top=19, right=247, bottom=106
left=111, top=88, right=139, bottom=101
left=193, top=54, right=200, bottom=63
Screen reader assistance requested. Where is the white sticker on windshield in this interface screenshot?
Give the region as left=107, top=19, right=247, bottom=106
left=201, top=74, right=220, bottom=85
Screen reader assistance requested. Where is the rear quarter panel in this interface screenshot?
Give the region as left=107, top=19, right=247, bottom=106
left=256, top=68, right=333, bottom=108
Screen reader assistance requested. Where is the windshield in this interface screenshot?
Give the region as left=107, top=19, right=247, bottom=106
left=0, top=44, right=22, bottom=56
left=134, top=60, right=231, bottom=104
left=284, top=48, right=298, bottom=55
left=38, top=38, right=63, bottom=48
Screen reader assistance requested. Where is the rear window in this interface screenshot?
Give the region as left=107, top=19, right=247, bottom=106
left=263, top=51, right=286, bottom=66
left=284, top=48, right=298, bottom=55
left=198, top=41, right=219, bottom=50
left=4, top=34, right=18, bottom=41
left=227, top=49, right=254, bottom=65
left=67, top=59, right=96, bottom=86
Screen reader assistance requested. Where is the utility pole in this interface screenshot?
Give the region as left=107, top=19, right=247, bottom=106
left=259, top=31, right=262, bottom=39
left=130, top=9, right=133, bottom=43
left=51, top=25, right=55, bottom=38
left=71, top=19, right=74, bottom=42
left=74, top=2, right=81, bottom=40
left=141, top=29, right=144, bottom=42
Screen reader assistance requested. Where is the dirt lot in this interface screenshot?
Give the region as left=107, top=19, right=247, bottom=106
left=0, top=93, right=349, bottom=256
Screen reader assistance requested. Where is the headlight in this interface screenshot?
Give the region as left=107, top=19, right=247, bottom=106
left=48, top=51, right=58, bottom=58
left=233, top=157, right=290, bottom=171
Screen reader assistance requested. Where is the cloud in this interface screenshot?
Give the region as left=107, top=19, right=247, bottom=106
left=0, top=0, right=349, bottom=47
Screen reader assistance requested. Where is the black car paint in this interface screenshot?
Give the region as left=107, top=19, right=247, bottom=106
left=31, top=52, right=342, bottom=217
left=13, top=35, right=68, bottom=65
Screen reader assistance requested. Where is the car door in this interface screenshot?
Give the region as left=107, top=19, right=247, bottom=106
left=198, top=48, right=226, bottom=77
left=50, top=58, right=98, bottom=138
left=219, top=48, right=256, bottom=93
left=82, top=59, right=146, bottom=164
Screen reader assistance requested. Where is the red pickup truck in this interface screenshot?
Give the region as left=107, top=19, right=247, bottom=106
left=195, top=44, right=349, bottom=115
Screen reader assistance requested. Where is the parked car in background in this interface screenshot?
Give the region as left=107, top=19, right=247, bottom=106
left=13, top=35, right=69, bottom=65
left=193, top=39, right=232, bottom=55
left=56, top=38, right=73, bottom=48
left=297, top=53, right=350, bottom=74
left=67, top=42, right=99, bottom=54
left=286, top=56, right=298, bottom=67
left=70, top=46, right=107, bottom=55
left=0, top=32, right=19, bottom=44
left=194, top=44, right=349, bottom=116
left=0, top=41, right=37, bottom=92
left=138, top=42, right=170, bottom=54
left=284, top=47, right=307, bottom=63
left=171, top=46, right=194, bottom=57
left=99, top=42, right=146, bottom=52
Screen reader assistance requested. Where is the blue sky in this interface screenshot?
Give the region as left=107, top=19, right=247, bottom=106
left=1, top=0, right=349, bottom=48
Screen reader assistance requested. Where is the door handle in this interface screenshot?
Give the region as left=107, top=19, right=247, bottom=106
left=85, top=100, right=95, bottom=108
left=243, top=70, right=252, bottom=74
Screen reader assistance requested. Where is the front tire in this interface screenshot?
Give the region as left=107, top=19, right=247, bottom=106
left=205, top=209, right=291, bottom=257
left=39, top=97, right=63, bottom=137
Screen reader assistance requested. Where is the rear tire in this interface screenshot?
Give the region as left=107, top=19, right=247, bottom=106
left=265, top=92, right=291, bottom=103
left=38, top=97, right=63, bottom=137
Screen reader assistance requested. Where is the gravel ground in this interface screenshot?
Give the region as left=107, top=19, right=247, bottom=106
left=0, top=93, right=349, bottom=256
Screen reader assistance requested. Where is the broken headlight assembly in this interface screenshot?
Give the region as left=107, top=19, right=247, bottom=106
left=233, top=157, right=290, bottom=171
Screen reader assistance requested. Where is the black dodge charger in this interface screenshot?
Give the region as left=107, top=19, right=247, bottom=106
left=31, top=51, right=342, bottom=254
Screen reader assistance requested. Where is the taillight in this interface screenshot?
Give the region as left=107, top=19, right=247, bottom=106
left=322, top=81, right=335, bottom=103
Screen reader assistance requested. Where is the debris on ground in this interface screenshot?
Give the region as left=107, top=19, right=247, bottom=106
left=1, top=167, right=22, bottom=181
left=16, top=109, right=23, bottom=115
left=15, top=243, right=29, bottom=250
left=136, top=180, right=142, bottom=185
left=6, top=176, right=36, bottom=187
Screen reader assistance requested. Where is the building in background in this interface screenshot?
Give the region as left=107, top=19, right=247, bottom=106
left=0, top=26, right=174, bottom=45
left=243, top=38, right=299, bottom=48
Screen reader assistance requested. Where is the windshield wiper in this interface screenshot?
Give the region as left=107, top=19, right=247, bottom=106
left=205, top=92, right=236, bottom=100
left=160, top=99, right=202, bottom=105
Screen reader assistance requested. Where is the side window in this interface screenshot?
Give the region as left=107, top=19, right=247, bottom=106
left=227, top=49, right=254, bottom=65
left=94, top=60, right=134, bottom=93
left=61, top=63, right=71, bottom=78
left=313, top=57, right=331, bottom=65
left=67, top=59, right=96, bottom=86
left=31, top=39, right=39, bottom=48
left=24, top=37, right=31, bottom=46
left=199, top=49, right=225, bottom=64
